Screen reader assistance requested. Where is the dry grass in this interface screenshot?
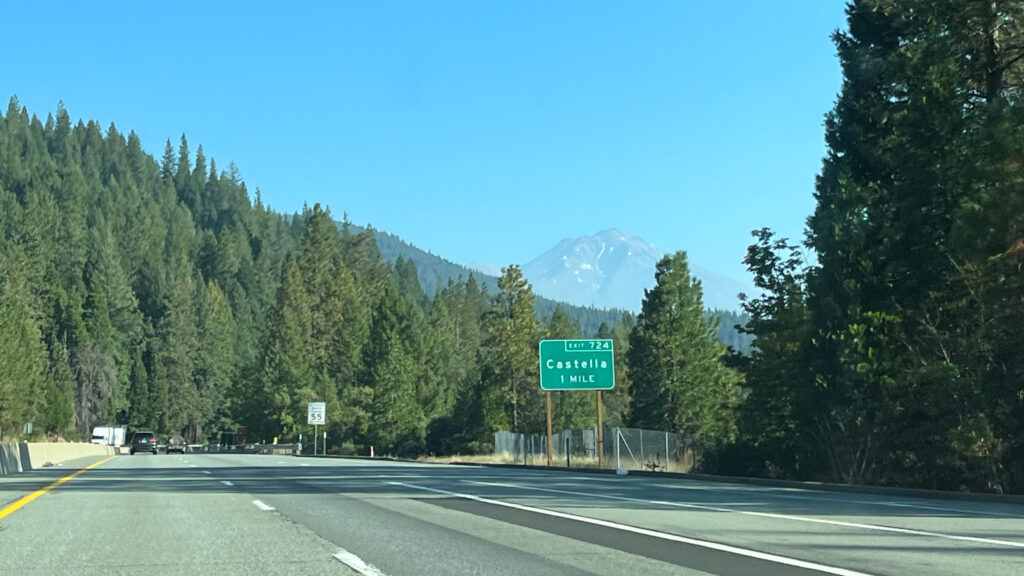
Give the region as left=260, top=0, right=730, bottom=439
left=419, top=451, right=699, bottom=473
left=419, top=452, right=598, bottom=467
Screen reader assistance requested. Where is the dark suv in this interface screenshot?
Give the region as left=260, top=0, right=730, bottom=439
left=128, top=431, right=158, bottom=455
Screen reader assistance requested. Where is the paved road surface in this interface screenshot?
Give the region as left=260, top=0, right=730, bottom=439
left=1, top=453, right=1022, bottom=575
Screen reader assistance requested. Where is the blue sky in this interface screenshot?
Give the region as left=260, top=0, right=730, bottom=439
left=3, top=1, right=847, bottom=285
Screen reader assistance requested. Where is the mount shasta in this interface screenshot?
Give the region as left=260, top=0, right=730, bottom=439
left=481, top=229, right=753, bottom=312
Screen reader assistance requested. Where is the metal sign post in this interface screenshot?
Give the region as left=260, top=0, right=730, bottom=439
left=597, top=391, right=604, bottom=468
left=308, top=402, right=326, bottom=456
left=546, top=391, right=553, bottom=466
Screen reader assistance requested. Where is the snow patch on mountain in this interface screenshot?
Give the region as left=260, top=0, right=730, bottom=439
left=521, top=229, right=751, bottom=312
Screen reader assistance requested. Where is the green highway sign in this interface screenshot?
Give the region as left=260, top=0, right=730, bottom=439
left=539, top=339, right=615, bottom=391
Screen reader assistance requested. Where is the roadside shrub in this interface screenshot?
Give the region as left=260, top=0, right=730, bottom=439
left=396, top=440, right=425, bottom=459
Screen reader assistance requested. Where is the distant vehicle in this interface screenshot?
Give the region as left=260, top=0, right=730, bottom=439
left=166, top=435, right=187, bottom=454
left=128, top=431, right=158, bottom=455
left=91, top=425, right=127, bottom=447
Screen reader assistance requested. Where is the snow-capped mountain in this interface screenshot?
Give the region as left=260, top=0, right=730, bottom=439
left=521, top=229, right=751, bottom=312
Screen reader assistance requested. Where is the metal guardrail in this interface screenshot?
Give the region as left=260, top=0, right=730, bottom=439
left=218, top=443, right=299, bottom=455
left=116, top=442, right=302, bottom=455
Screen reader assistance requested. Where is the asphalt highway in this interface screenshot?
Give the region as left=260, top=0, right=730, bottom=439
left=1, top=453, right=1022, bottom=575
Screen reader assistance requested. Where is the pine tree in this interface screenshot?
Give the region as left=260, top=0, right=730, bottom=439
left=628, top=252, right=742, bottom=446
left=195, top=281, right=236, bottom=442
left=596, top=312, right=634, bottom=426
left=359, top=284, right=424, bottom=452
left=394, top=255, right=429, bottom=312
left=0, top=248, right=48, bottom=438
left=257, top=256, right=313, bottom=441
left=160, top=139, right=175, bottom=182
left=479, top=266, right=541, bottom=435
left=800, top=0, right=1024, bottom=488
left=82, top=250, right=121, bottom=427
left=159, top=274, right=200, bottom=438
left=426, top=275, right=488, bottom=454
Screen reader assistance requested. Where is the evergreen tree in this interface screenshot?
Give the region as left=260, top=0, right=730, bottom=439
left=359, top=284, right=424, bottom=452
left=627, top=252, right=742, bottom=447
left=158, top=274, right=199, bottom=438
left=426, top=275, right=488, bottom=454
left=0, top=248, right=48, bottom=438
left=596, top=312, right=634, bottom=426
left=802, top=0, right=1024, bottom=488
left=160, top=139, right=176, bottom=182
left=257, top=256, right=313, bottom=441
left=479, top=266, right=541, bottom=435
left=394, top=255, right=430, bottom=312
left=734, top=229, right=819, bottom=478
left=195, top=281, right=236, bottom=442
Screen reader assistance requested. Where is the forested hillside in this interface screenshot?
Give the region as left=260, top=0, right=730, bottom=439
left=0, top=98, right=723, bottom=452
left=0, top=99, right=295, bottom=442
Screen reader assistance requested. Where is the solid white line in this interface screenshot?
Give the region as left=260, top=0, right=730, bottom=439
left=588, top=474, right=1024, bottom=522
left=252, top=500, right=275, bottom=511
left=874, top=500, right=1023, bottom=518
left=557, top=472, right=1024, bottom=518
left=333, top=549, right=388, bottom=576
left=646, top=479, right=1024, bottom=518
left=388, top=481, right=877, bottom=576
left=745, top=490, right=1024, bottom=518
left=221, top=480, right=234, bottom=487
left=468, top=480, right=1024, bottom=550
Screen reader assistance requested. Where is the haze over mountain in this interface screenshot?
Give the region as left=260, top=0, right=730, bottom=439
left=370, top=226, right=752, bottom=351
left=367, top=227, right=628, bottom=337
left=519, top=229, right=752, bottom=312
left=466, top=260, right=503, bottom=277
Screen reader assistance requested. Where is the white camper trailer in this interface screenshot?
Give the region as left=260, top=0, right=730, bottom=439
left=90, top=425, right=127, bottom=447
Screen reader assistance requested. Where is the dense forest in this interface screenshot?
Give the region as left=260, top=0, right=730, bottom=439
left=0, top=96, right=737, bottom=457
left=2, top=0, right=1023, bottom=495
left=730, top=0, right=1024, bottom=494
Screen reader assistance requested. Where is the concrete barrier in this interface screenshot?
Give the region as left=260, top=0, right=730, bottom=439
left=225, top=443, right=298, bottom=455
left=0, top=442, right=23, bottom=475
left=0, top=442, right=114, bottom=475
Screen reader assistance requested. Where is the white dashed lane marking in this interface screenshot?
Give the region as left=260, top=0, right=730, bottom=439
left=333, top=549, right=389, bottom=576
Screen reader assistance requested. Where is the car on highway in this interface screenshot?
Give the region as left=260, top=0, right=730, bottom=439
left=127, top=431, right=158, bottom=455
left=166, top=435, right=187, bottom=454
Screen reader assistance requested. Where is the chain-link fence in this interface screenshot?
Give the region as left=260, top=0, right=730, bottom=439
left=495, top=426, right=704, bottom=472
left=494, top=429, right=599, bottom=466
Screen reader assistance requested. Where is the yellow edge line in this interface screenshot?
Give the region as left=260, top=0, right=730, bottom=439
left=0, top=454, right=116, bottom=521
